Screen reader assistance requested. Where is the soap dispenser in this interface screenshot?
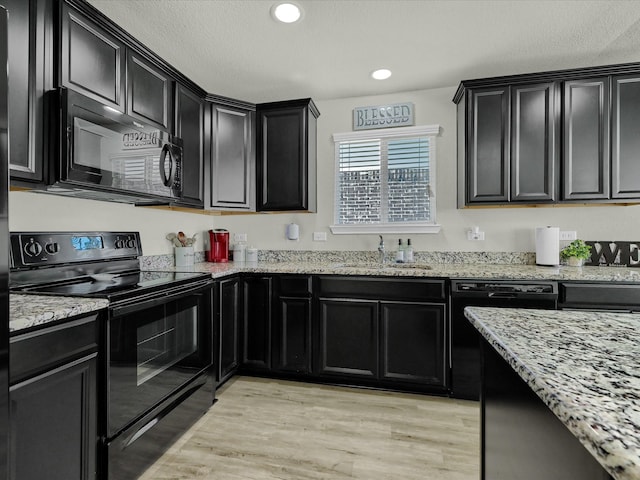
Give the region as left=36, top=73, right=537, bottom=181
left=396, top=239, right=405, bottom=263
left=405, top=239, right=414, bottom=263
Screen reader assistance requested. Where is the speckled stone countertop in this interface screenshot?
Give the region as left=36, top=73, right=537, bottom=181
left=9, top=294, right=109, bottom=334
left=464, top=306, right=640, bottom=480
left=152, top=260, right=640, bottom=283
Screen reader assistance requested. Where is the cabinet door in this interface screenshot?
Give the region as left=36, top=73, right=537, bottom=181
left=611, top=74, right=640, bottom=199
left=510, top=82, right=557, bottom=202
left=175, top=84, right=204, bottom=206
left=317, top=298, right=378, bottom=378
left=466, top=87, right=510, bottom=203
left=60, top=2, right=125, bottom=110
left=562, top=78, right=610, bottom=200
left=242, top=277, right=272, bottom=370
left=257, top=100, right=318, bottom=211
left=210, top=104, right=255, bottom=210
left=7, top=0, right=51, bottom=183
left=218, top=278, right=240, bottom=384
left=10, top=355, right=97, bottom=480
left=127, top=51, right=173, bottom=130
left=273, top=297, right=312, bottom=374
left=380, top=302, right=447, bottom=388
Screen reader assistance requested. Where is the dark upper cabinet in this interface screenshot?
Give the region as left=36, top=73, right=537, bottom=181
left=127, top=51, right=173, bottom=131
left=562, top=77, right=610, bottom=200
left=510, top=82, right=557, bottom=202
left=466, top=87, right=510, bottom=203
left=463, top=83, right=557, bottom=205
left=59, top=1, right=125, bottom=110
left=455, top=65, right=640, bottom=206
left=256, top=98, right=319, bottom=212
left=7, top=0, right=52, bottom=183
left=175, top=84, right=205, bottom=206
left=209, top=101, right=255, bottom=210
left=611, top=74, right=640, bottom=199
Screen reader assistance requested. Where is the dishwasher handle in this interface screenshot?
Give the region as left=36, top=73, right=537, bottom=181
left=487, top=292, right=518, bottom=299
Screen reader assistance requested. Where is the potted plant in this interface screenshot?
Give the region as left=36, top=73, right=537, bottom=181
left=560, top=239, right=592, bottom=267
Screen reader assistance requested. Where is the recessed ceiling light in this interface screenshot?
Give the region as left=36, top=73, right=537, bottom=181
left=371, top=69, right=392, bottom=80
left=271, top=2, right=302, bottom=23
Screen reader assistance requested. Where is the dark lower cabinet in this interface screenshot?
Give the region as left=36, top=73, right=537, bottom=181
left=242, top=276, right=272, bottom=371
left=10, top=355, right=96, bottom=480
left=274, top=296, right=312, bottom=374
left=317, top=299, right=379, bottom=378
left=380, top=302, right=447, bottom=388
left=9, top=314, right=99, bottom=480
left=218, top=277, right=240, bottom=385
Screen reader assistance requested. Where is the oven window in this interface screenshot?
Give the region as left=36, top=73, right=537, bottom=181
left=136, top=306, right=197, bottom=386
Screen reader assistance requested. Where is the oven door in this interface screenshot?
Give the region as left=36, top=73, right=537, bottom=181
left=58, top=87, right=182, bottom=200
left=107, top=280, right=213, bottom=437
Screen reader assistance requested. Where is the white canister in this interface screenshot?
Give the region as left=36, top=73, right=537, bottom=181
left=246, top=247, right=258, bottom=262
left=174, top=246, right=195, bottom=267
left=233, top=243, right=246, bottom=262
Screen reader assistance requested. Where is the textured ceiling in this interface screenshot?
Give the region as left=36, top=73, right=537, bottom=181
left=87, top=0, right=640, bottom=103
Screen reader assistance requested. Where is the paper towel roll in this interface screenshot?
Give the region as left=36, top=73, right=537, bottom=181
left=535, top=226, right=560, bottom=266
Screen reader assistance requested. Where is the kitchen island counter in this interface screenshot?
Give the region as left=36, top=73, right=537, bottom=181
left=464, top=306, right=640, bottom=480
left=9, top=294, right=108, bottom=333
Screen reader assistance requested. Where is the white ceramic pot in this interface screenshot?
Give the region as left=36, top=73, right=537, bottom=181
left=174, top=246, right=195, bottom=267
left=566, top=256, right=584, bottom=267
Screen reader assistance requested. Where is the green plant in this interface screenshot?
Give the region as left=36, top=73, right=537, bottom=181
left=560, top=239, right=592, bottom=260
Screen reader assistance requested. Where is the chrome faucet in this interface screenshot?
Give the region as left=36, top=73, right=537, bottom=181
left=378, top=235, right=385, bottom=263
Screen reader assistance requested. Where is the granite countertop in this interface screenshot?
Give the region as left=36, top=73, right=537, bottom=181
left=9, top=294, right=109, bottom=334
left=464, top=306, right=640, bottom=480
left=160, top=260, right=640, bottom=283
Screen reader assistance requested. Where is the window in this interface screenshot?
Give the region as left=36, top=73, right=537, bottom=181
left=331, top=125, right=441, bottom=234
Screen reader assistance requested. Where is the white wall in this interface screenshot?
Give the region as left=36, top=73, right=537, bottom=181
left=10, top=85, right=640, bottom=256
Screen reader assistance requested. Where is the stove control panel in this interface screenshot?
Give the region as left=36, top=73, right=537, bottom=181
left=10, top=232, right=142, bottom=269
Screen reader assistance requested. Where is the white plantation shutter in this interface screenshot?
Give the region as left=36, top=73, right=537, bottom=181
left=334, top=126, right=438, bottom=232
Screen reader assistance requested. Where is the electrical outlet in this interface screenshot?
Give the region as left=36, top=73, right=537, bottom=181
left=467, top=231, right=485, bottom=241
left=313, top=232, right=327, bottom=241
left=559, top=231, right=577, bottom=241
left=234, top=233, right=248, bottom=242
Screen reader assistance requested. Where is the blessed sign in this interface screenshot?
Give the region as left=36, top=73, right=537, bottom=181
left=353, top=103, right=414, bottom=130
left=584, top=241, right=640, bottom=267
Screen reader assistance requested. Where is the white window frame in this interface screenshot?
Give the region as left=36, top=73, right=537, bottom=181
left=330, top=125, right=441, bottom=235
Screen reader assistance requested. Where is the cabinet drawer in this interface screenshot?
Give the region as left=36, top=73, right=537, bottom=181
left=278, top=275, right=312, bottom=296
left=317, top=276, right=446, bottom=302
left=10, top=314, right=99, bottom=384
left=560, top=283, right=640, bottom=310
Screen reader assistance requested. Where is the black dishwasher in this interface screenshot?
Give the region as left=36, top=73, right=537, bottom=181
left=450, top=280, right=558, bottom=400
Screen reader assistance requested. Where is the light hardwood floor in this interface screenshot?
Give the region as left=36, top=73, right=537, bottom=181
left=140, top=376, right=480, bottom=480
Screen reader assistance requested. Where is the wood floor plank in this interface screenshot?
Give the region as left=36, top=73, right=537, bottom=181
left=139, top=376, right=480, bottom=480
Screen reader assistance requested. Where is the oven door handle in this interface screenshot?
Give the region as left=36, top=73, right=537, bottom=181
left=110, top=282, right=211, bottom=317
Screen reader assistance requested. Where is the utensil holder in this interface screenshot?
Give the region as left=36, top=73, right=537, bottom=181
left=174, top=246, right=195, bottom=267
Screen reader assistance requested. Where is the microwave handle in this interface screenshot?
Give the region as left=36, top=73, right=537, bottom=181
left=159, top=144, right=176, bottom=187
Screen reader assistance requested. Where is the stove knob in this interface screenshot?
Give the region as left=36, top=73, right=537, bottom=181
left=24, top=240, right=42, bottom=257
left=44, top=242, right=60, bottom=255
left=126, top=238, right=136, bottom=249
left=114, top=238, right=126, bottom=249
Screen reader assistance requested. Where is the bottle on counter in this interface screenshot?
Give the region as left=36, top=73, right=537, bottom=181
left=405, top=239, right=414, bottom=263
left=233, top=241, right=246, bottom=262
left=396, top=238, right=405, bottom=263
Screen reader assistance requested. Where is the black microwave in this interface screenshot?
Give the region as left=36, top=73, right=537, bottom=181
left=47, top=87, right=183, bottom=204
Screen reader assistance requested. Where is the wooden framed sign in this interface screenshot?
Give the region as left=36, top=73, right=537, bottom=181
left=353, top=103, right=414, bottom=131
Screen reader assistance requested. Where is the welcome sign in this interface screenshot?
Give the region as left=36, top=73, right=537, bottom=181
left=353, top=102, right=414, bottom=131
left=585, top=241, right=640, bottom=266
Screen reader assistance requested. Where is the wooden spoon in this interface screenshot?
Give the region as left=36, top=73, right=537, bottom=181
left=177, top=231, right=187, bottom=247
